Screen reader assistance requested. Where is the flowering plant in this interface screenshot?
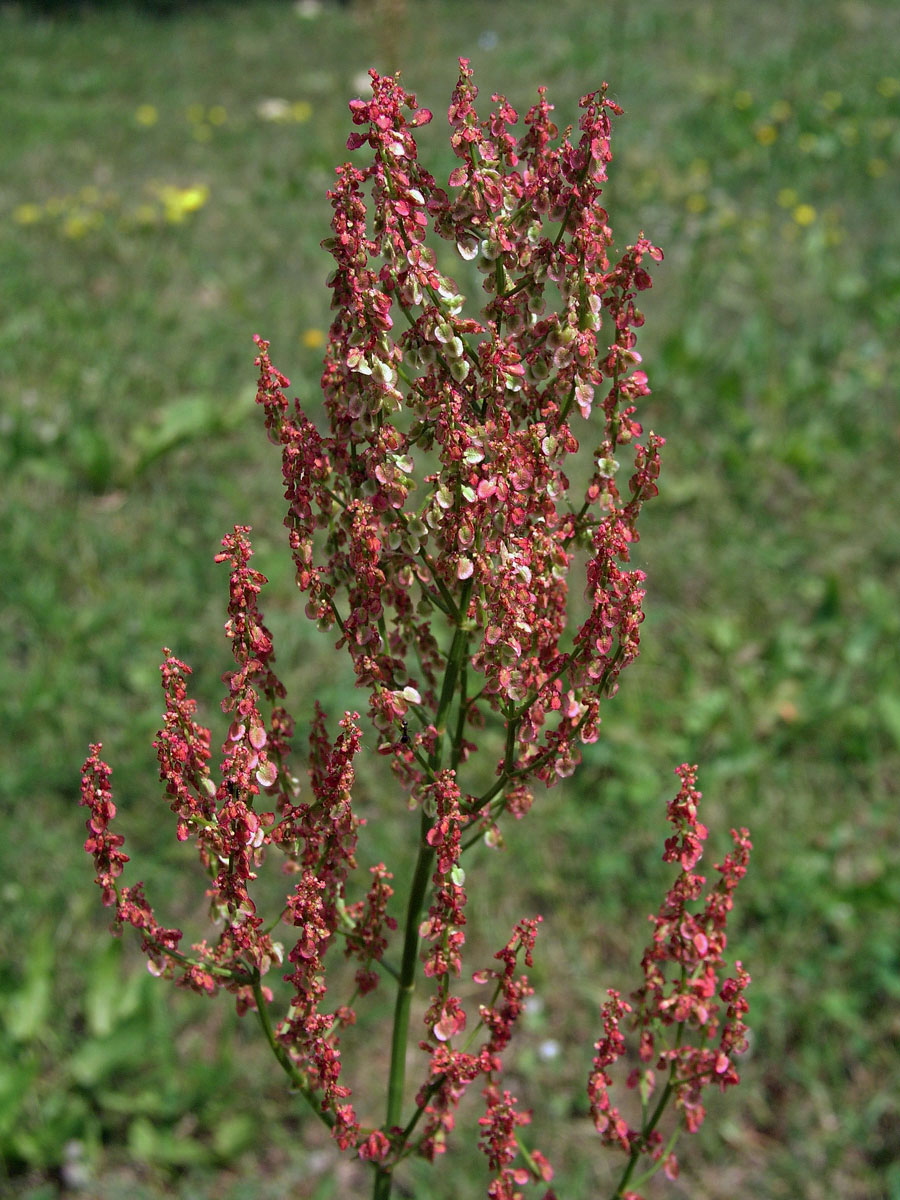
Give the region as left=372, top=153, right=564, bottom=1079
left=80, top=62, right=751, bottom=1199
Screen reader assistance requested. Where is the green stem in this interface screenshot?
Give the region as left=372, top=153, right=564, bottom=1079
left=450, top=660, right=469, bottom=769
left=626, top=1123, right=681, bottom=1193
left=392, top=962, right=508, bottom=1164
left=610, top=1077, right=673, bottom=1197
left=415, top=545, right=458, bottom=619
left=432, top=581, right=473, bottom=770
left=610, top=1039, right=680, bottom=1199
left=376, top=811, right=435, bottom=1200
left=372, top=1164, right=393, bottom=1200
left=385, top=816, right=434, bottom=1127
left=333, top=926, right=402, bottom=983
left=132, top=919, right=250, bottom=984
left=249, top=973, right=336, bottom=1132
left=374, top=583, right=473, bottom=1199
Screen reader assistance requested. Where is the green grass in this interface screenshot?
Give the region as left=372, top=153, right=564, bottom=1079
left=1, top=0, right=899, bottom=1196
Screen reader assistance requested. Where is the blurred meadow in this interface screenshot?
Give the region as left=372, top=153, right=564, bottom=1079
left=1, top=0, right=899, bottom=1196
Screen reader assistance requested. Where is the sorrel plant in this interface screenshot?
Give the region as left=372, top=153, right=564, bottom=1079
left=80, top=61, right=751, bottom=1200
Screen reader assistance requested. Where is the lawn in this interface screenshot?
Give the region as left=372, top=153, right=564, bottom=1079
left=1, top=0, right=899, bottom=1197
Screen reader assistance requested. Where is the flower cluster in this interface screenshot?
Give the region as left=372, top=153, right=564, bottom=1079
left=475, top=922, right=554, bottom=1197
left=587, top=765, right=752, bottom=1189
left=414, top=917, right=552, bottom=1193
left=421, top=770, right=467, bottom=983
left=255, top=59, right=663, bottom=812
left=80, top=63, right=750, bottom=1200
left=81, top=530, right=392, bottom=1143
left=478, top=1083, right=555, bottom=1200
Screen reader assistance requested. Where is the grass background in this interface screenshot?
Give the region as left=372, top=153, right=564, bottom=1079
left=1, top=0, right=899, bottom=1196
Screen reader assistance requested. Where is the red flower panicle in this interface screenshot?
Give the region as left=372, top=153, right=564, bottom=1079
left=81, top=62, right=749, bottom=1197
left=415, top=915, right=551, bottom=1187
left=342, top=862, right=398, bottom=995
left=80, top=747, right=129, bottom=909
left=255, top=59, right=663, bottom=812
left=80, top=747, right=185, bottom=979
left=587, top=765, right=752, bottom=1183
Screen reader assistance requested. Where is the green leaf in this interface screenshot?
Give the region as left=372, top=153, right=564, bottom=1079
left=68, top=1025, right=153, bottom=1090
left=212, top=1113, right=258, bottom=1159
left=876, top=692, right=900, bottom=751
left=0, top=1057, right=39, bottom=1138
left=4, top=929, right=54, bottom=1043
left=128, top=1116, right=212, bottom=1167
left=83, top=940, right=149, bottom=1037
left=128, top=388, right=255, bottom=478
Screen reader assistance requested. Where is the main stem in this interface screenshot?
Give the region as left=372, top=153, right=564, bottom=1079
left=374, top=588, right=472, bottom=1200
left=373, top=816, right=434, bottom=1200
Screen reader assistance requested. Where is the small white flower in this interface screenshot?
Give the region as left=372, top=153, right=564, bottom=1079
left=256, top=98, right=291, bottom=122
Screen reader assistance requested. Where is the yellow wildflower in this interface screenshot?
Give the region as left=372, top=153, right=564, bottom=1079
left=685, top=192, right=707, bottom=214
left=13, top=203, right=42, bottom=225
